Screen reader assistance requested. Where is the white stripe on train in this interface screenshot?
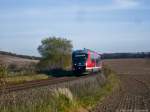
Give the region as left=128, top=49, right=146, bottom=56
left=86, top=66, right=102, bottom=70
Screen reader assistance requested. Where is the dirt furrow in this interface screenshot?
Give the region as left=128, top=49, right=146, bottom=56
left=93, top=59, right=150, bottom=112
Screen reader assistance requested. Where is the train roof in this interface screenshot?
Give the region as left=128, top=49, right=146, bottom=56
left=73, top=49, right=88, bottom=54
left=73, top=48, right=101, bottom=55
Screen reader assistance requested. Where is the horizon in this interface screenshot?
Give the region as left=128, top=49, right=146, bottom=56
left=0, top=0, right=150, bottom=56
left=0, top=49, right=150, bottom=57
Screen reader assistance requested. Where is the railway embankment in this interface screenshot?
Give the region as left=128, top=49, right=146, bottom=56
left=0, top=66, right=120, bottom=112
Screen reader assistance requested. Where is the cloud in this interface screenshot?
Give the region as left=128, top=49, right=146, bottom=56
left=114, top=0, right=140, bottom=8
left=0, top=0, right=142, bottom=20
left=75, top=0, right=140, bottom=13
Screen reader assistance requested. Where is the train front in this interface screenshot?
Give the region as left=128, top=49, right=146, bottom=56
left=72, top=50, right=88, bottom=73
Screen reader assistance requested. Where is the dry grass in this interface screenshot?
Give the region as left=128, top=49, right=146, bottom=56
left=0, top=65, right=120, bottom=112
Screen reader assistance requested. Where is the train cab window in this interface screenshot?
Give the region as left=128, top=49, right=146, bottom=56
left=72, top=53, right=88, bottom=63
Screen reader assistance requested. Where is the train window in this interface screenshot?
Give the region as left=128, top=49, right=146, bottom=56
left=95, top=55, right=101, bottom=65
left=91, top=53, right=95, bottom=62
left=72, top=53, right=88, bottom=63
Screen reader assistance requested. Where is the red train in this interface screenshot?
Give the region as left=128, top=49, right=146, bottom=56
left=72, top=48, right=102, bottom=73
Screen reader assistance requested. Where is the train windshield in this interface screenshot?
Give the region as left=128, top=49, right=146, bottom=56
left=72, top=53, right=88, bottom=63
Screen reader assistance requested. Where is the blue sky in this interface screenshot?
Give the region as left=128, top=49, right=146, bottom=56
left=0, top=0, right=150, bottom=56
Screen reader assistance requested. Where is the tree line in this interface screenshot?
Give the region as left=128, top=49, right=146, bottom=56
left=101, top=52, right=150, bottom=59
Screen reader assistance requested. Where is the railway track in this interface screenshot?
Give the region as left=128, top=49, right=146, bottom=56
left=0, top=73, right=98, bottom=94
left=0, top=77, right=75, bottom=93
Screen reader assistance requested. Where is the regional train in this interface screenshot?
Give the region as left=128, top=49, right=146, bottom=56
left=72, top=48, right=102, bottom=73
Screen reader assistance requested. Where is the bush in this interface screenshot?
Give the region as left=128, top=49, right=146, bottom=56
left=0, top=64, right=8, bottom=91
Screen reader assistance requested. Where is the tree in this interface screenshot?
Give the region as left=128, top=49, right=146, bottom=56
left=38, top=37, right=73, bottom=70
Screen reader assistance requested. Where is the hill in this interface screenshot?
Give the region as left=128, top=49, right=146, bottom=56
left=0, top=51, right=39, bottom=68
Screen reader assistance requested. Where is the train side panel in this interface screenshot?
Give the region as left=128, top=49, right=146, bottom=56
left=85, top=51, right=102, bottom=72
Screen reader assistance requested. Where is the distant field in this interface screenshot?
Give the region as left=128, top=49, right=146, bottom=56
left=103, top=58, right=150, bottom=75
left=0, top=54, right=39, bottom=67
left=103, top=58, right=150, bottom=90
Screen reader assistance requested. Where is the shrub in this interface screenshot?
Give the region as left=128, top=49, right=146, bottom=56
left=0, top=64, right=8, bottom=78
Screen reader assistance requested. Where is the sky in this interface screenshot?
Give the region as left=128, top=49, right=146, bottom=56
left=0, top=0, right=150, bottom=56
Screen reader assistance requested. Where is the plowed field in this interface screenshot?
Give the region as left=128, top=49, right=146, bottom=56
left=93, top=59, right=150, bottom=112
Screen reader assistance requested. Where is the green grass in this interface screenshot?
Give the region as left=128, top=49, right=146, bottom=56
left=0, top=64, right=49, bottom=84
left=2, top=74, right=49, bottom=84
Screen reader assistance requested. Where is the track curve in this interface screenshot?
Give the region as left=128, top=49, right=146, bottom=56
left=0, top=73, right=99, bottom=94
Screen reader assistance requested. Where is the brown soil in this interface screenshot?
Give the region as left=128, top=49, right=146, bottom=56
left=76, top=107, right=89, bottom=112
left=92, top=58, right=150, bottom=112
